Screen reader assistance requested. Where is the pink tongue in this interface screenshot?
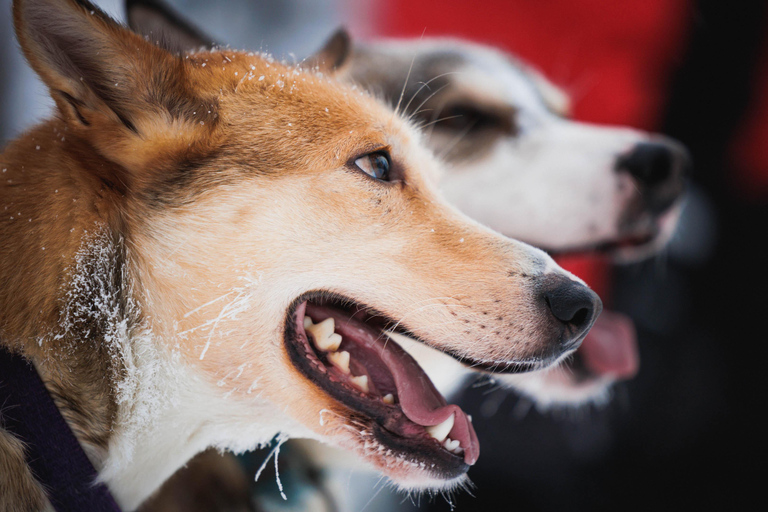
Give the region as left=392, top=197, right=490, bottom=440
left=578, top=310, right=639, bottom=379
left=305, top=304, right=479, bottom=465
left=378, top=335, right=480, bottom=465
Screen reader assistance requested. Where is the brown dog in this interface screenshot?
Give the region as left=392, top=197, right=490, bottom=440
left=127, top=0, right=688, bottom=409
left=0, top=0, right=601, bottom=510
left=120, top=2, right=691, bottom=509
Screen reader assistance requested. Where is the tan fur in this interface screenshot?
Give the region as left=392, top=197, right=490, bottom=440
left=1, top=1, right=588, bottom=508
left=0, top=426, right=51, bottom=512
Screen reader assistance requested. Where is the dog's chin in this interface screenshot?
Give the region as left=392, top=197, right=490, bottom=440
left=502, top=353, right=615, bottom=410
left=282, top=291, right=480, bottom=483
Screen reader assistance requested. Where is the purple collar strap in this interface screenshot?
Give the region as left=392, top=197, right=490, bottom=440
left=0, top=345, right=123, bottom=512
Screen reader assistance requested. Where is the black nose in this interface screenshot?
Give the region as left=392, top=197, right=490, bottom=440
left=542, top=275, right=602, bottom=350
left=616, top=138, right=691, bottom=214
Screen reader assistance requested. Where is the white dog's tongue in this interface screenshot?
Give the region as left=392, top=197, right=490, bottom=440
left=379, top=336, right=480, bottom=465
left=578, top=310, right=639, bottom=378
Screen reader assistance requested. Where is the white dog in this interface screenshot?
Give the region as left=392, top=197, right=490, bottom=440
left=342, top=36, right=688, bottom=406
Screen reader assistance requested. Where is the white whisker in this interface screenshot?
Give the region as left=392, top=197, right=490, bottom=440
left=403, top=72, right=461, bottom=119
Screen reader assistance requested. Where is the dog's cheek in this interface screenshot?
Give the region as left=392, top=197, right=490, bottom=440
left=263, top=356, right=351, bottom=438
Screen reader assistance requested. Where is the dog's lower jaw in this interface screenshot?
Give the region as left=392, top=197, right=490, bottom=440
left=381, top=463, right=471, bottom=496
left=327, top=426, right=472, bottom=493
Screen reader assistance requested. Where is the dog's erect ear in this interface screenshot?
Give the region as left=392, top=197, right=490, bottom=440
left=525, top=66, right=572, bottom=118
left=14, top=0, right=216, bottom=172
left=303, top=28, right=352, bottom=73
left=126, top=0, right=217, bottom=53
left=15, top=0, right=191, bottom=131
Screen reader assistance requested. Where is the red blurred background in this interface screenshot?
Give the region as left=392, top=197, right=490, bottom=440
left=363, top=1, right=766, bottom=510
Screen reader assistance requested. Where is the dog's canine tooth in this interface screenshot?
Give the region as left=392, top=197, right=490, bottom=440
left=383, top=393, right=394, bottom=404
left=444, top=438, right=462, bottom=453
left=426, top=413, right=454, bottom=442
left=303, top=316, right=313, bottom=329
left=327, top=351, right=350, bottom=374
left=307, top=318, right=338, bottom=350
left=322, top=333, right=343, bottom=352
left=350, top=375, right=369, bottom=393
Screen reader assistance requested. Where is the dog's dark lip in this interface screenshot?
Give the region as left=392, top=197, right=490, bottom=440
left=386, top=328, right=551, bottom=375
left=541, top=230, right=658, bottom=260
left=394, top=325, right=582, bottom=376
left=436, top=346, right=556, bottom=374
left=282, top=290, right=471, bottom=479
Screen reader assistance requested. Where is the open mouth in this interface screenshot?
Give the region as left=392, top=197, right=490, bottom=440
left=545, top=200, right=684, bottom=262
left=284, top=292, right=479, bottom=478
left=546, top=231, right=657, bottom=260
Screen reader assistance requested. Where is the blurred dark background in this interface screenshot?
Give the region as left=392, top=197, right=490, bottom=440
left=2, top=0, right=765, bottom=510
left=379, top=1, right=766, bottom=511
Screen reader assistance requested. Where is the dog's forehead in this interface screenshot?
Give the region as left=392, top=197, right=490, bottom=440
left=171, top=49, right=438, bottom=185
left=448, top=45, right=551, bottom=116
left=190, top=51, right=406, bottom=139
left=354, top=39, right=561, bottom=117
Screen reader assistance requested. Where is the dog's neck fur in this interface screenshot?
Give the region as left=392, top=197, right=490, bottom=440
left=96, top=334, right=298, bottom=509
left=0, top=121, right=301, bottom=510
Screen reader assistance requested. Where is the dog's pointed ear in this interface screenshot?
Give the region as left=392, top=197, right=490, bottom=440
left=15, top=0, right=176, bottom=133
left=14, top=0, right=217, bottom=182
left=303, top=28, right=352, bottom=73
left=126, top=0, right=217, bottom=53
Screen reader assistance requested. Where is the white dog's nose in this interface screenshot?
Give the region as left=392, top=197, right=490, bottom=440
left=616, top=138, right=691, bottom=215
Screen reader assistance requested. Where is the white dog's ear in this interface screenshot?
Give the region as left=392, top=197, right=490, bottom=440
left=126, top=0, right=217, bottom=53
left=303, top=28, right=352, bottom=73
left=525, top=66, right=572, bottom=118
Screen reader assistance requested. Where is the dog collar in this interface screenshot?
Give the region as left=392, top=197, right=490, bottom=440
left=0, top=346, right=123, bottom=511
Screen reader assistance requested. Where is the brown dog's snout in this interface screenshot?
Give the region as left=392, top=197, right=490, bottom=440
left=540, top=275, right=602, bottom=351
left=616, top=138, right=691, bottom=215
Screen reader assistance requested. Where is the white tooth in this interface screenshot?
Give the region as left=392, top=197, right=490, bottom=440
left=426, top=413, right=454, bottom=443
left=320, top=333, right=342, bottom=352
left=350, top=375, right=369, bottom=393
left=303, top=316, right=313, bottom=329
left=383, top=394, right=394, bottom=404
left=306, top=317, right=335, bottom=350
left=444, top=438, right=462, bottom=453
left=327, top=351, right=350, bottom=374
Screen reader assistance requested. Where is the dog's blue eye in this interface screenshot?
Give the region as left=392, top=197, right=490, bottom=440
left=354, top=152, right=390, bottom=181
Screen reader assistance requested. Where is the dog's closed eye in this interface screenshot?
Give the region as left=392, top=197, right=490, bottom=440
left=437, top=103, right=517, bottom=136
